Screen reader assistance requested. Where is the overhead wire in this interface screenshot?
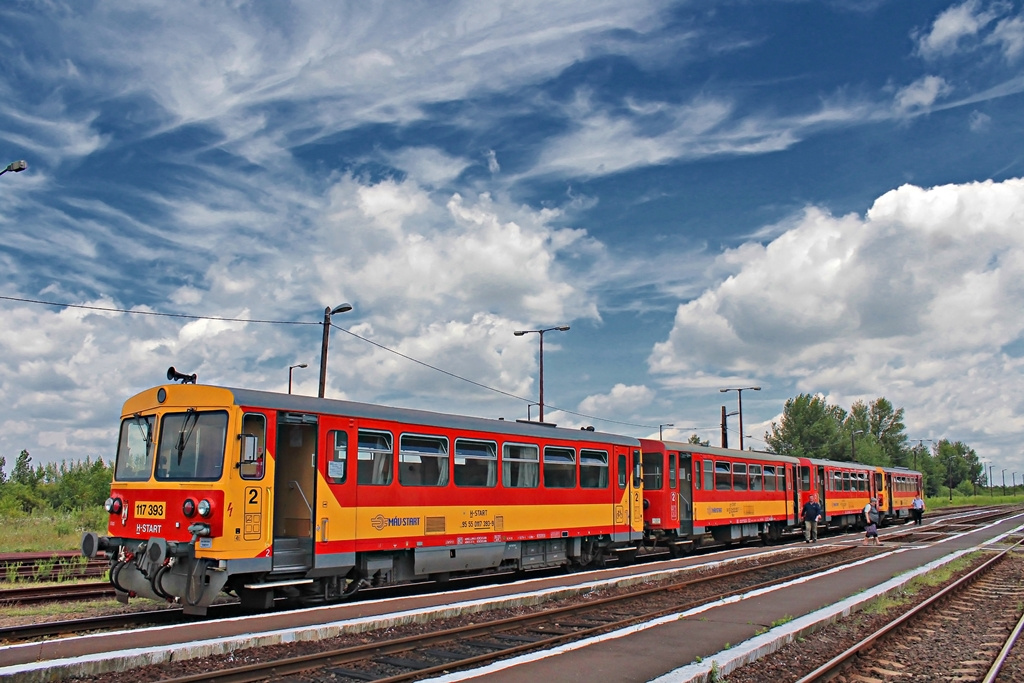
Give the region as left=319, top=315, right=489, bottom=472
left=0, top=294, right=707, bottom=432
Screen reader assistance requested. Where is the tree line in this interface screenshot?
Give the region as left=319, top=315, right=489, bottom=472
left=0, top=450, right=113, bottom=515
left=763, top=393, right=984, bottom=498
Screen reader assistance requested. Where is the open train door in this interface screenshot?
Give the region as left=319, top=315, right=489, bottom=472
left=272, top=412, right=318, bottom=573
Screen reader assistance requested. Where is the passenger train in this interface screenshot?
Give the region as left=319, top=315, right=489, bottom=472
left=81, top=372, right=922, bottom=615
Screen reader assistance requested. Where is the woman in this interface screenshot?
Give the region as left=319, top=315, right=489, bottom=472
left=863, top=497, right=881, bottom=546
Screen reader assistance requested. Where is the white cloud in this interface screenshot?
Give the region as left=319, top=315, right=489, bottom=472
left=969, top=109, right=993, bottom=131
left=578, top=383, right=654, bottom=416
left=914, top=0, right=999, bottom=59
left=894, top=75, right=952, bottom=114
left=648, top=176, right=1024, bottom=463
left=988, top=15, right=1024, bottom=60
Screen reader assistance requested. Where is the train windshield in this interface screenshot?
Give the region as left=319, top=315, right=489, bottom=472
left=114, top=414, right=155, bottom=481
left=155, top=410, right=229, bottom=481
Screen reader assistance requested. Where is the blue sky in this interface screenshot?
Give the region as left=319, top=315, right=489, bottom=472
left=2, top=1, right=1024, bottom=477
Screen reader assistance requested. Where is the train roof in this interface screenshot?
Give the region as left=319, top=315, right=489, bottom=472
left=129, top=383, right=642, bottom=448
left=653, top=440, right=800, bottom=465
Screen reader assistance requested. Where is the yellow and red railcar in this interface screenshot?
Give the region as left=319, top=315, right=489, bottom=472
left=640, top=440, right=801, bottom=554
left=880, top=466, right=923, bottom=521
left=83, top=380, right=644, bottom=614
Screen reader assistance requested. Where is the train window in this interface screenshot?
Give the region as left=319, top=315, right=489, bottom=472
left=749, top=464, right=762, bottom=491
left=799, top=466, right=811, bottom=491
left=669, top=453, right=677, bottom=489
left=733, top=463, right=747, bottom=491
left=779, top=467, right=787, bottom=491
left=114, top=414, right=155, bottom=481
left=504, top=443, right=539, bottom=488
left=633, top=450, right=643, bottom=489
left=704, top=459, right=714, bottom=490
left=693, top=460, right=701, bottom=490
left=400, top=434, right=450, bottom=487
left=240, top=413, right=267, bottom=481
left=875, top=473, right=882, bottom=491
left=357, top=430, right=393, bottom=485
left=544, top=446, right=576, bottom=488
left=715, top=461, right=731, bottom=491
left=454, top=439, right=497, bottom=487
left=860, top=473, right=869, bottom=492
left=580, top=449, right=609, bottom=489
left=156, top=411, right=228, bottom=481
left=326, top=430, right=347, bottom=484
left=642, top=452, right=663, bottom=490
left=618, top=453, right=626, bottom=489
left=764, top=465, right=776, bottom=491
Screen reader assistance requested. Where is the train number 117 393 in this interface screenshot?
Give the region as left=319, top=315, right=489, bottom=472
left=134, top=501, right=165, bottom=519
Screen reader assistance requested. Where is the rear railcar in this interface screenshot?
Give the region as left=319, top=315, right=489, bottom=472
left=881, top=466, right=923, bottom=522
left=83, top=382, right=644, bottom=614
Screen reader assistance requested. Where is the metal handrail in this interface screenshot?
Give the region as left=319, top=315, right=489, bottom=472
left=287, top=480, right=312, bottom=514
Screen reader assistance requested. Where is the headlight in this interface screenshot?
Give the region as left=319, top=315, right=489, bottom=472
left=182, top=499, right=196, bottom=518
left=105, top=497, right=122, bottom=514
left=197, top=499, right=212, bottom=518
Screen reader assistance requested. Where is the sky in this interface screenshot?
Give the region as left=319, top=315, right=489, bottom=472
left=1, top=1, right=1024, bottom=479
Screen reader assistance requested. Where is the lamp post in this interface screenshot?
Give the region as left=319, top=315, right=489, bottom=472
left=1002, top=468, right=1007, bottom=496
left=990, top=465, right=995, bottom=496
left=659, top=423, right=674, bottom=440
left=0, top=160, right=27, bottom=177
left=318, top=303, right=353, bottom=398
left=851, top=429, right=864, bottom=462
left=513, top=325, right=569, bottom=423
left=1015, top=472, right=1018, bottom=495
left=719, top=386, right=760, bottom=452
left=720, top=408, right=738, bottom=448
left=288, top=363, right=307, bottom=394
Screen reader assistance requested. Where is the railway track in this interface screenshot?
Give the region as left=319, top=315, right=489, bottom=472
left=795, top=541, right=1024, bottom=682
left=0, top=551, right=107, bottom=582
left=125, top=545, right=882, bottom=683
left=0, top=581, right=113, bottom=606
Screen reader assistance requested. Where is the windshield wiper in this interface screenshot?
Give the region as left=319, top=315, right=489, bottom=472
left=175, top=408, right=199, bottom=465
left=131, top=413, right=151, bottom=445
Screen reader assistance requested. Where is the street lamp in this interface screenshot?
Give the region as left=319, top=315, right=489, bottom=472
left=513, top=325, right=569, bottom=423
left=660, top=423, right=674, bottom=440
left=1002, top=468, right=1007, bottom=496
left=0, top=160, right=27, bottom=177
left=719, top=386, right=760, bottom=452
left=989, top=465, right=995, bottom=496
left=318, top=303, right=353, bottom=398
left=851, top=429, right=864, bottom=462
left=288, top=363, right=307, bottom=394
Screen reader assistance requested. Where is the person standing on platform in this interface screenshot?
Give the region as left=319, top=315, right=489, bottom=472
left=863, top=497, right=881, bottom=545
left=801, top=494, right=823, bottom=543
left=911, top=494, right=925, bottom=525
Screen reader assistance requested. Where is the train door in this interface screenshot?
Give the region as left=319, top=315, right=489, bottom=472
left=272, top=412, right=318, bottom=572
left=625, top=447, right=643, bottom=539
left=788, top=465, right=798, bottom=525
left=816, top=466, right=826, bottom=517
left=677, top=452, right=693, bottom=535
left=315, top=416, right=356, bottom=573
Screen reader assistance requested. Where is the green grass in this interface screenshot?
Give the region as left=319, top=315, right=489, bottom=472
left=0, top=508, right=107, bottom=553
